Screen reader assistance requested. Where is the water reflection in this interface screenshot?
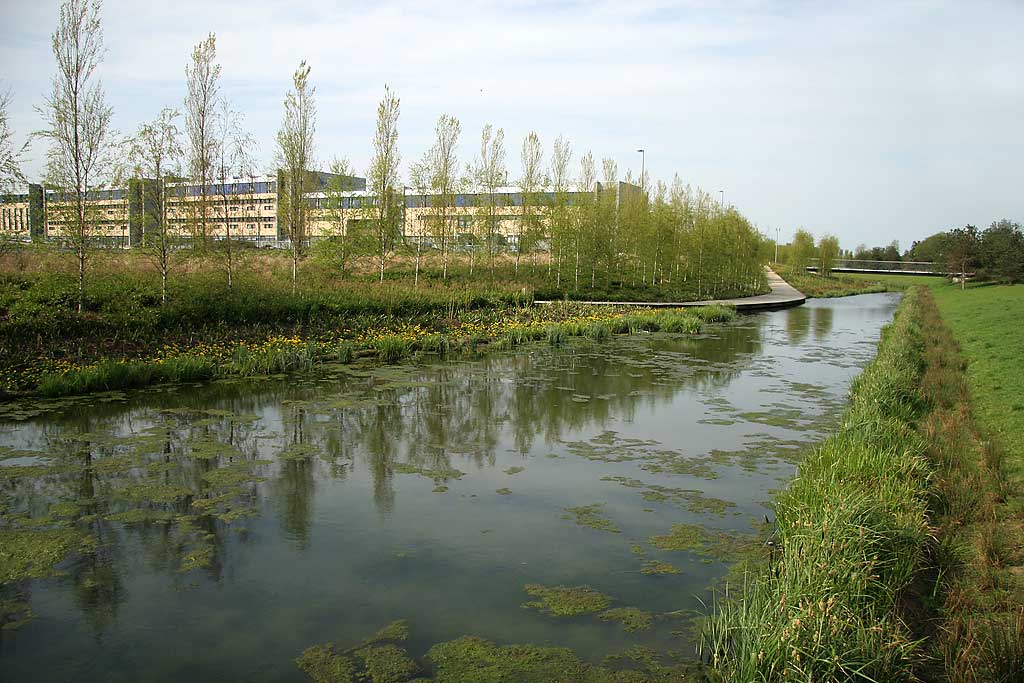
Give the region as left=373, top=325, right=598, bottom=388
left=813, top=306, right=834, bottom=341
left=0, top=294, right=900, bottom=682
left=785, top=305, right=811, bottom=344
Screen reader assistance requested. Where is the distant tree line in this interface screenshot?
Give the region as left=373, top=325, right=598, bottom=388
left=906, top=220, right=1024, bottom=286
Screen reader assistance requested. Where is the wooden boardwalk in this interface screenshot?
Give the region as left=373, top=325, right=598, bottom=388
left=535, top=269, right=806, bottom=312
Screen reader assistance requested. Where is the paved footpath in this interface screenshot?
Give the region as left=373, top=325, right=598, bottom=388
left=535, top=269, right=806, bottom=312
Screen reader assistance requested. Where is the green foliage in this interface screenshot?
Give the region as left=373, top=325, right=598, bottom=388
left=37, top=354, right=218, bottom=397
left=817, top=234, right=840, bottom=277
left=374, top=336, right=412, bottom=364
left=789, top=229, right=815, bottom=272
left=978, top=219, right=1024, bottom=284
left=230, top=341, right=318, bottom=376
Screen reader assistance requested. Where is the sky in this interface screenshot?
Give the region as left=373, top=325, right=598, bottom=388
left=1, top=0, right=1022, bottom=250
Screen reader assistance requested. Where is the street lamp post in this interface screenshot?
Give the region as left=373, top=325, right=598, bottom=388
left=774, top=227, right=780, bottom=263
left=718, top=189, right=724, bottom=212
left=636, top=149, right=645, bottom=193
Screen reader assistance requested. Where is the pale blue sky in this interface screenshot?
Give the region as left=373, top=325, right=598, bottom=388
left=2, top=0, right=1022, bottom=250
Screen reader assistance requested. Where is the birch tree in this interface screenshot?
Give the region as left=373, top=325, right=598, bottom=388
left=367, top=86, right=400, bottom=284
left=575, top=151, right=596, bottom=291
left=318, top=157, right=357, bottom=276
left=276, top=60, right=316, bottom=292
left=128, top=108, right=181, bottom=304
left=817, top=234, right=840, bottom=278
left=516, top=131, right=543, bottom=275
left=213, top=101, right=254, bottom=290
left=36, top=0, right=115, bottom=313
left=473, top=124, right=505, bottom=274
left=547, top=135, right=572, bottom=288
left=413, top=114, right=460, bottom=280
left=184, top=33, right=220, bottom=249
left=0, top=88, right=28, bottom=192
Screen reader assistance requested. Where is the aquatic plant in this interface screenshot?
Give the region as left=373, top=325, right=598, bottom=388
left=521, top=584, right=613, bottom=617
left=374, top=336, right=412, bottom=364
left=562, top=503, right=620, bottom=534
left=599, top=607, right=653, bottom=633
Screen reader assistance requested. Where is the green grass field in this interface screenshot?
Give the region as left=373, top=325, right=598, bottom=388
left=932, top=282, right=1024, bottom=480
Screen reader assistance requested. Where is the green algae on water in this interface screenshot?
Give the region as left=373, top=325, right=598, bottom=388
left=648, top=524, right=706, bottom=552
left=522, top=584, right=613, bottom=617
left=503, top=466, right=525, bottom=475
left=562, top=503, right=620, bottom=534
left=296, top=645, right=357, bottom=683
left=495, top=487, right=512, bottom=495
left=392, top=462, right=466, bottom=482
left=353, top=644, right=418, bottom=683
left=599, top=606, right=654, bottom=632
left=641, top=559, right=682, bottom=575
left=367, top=619, right=410, bottom=643
left=649, top=524, right=762, bottom=562
left=426, top=635, right=698, bottom=683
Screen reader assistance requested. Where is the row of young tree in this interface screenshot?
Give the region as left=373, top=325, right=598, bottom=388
left=780, top=229, right=841, bottom=276
left=3, top=0, right=769, bottom=308
left=318, top=115, right=769, bottom=299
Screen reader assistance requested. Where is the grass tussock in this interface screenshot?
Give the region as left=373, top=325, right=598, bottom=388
left=37, top=354, right=218, bottom=397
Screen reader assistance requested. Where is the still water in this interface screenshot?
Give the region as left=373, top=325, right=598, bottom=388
left=0, top=294, right=899, bottom=681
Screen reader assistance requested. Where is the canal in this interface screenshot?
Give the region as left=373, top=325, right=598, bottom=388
left=0, top=293, right=900, bottom=681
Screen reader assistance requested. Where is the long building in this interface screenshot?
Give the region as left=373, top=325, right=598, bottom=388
left=2, top=172, right=638, bottom=248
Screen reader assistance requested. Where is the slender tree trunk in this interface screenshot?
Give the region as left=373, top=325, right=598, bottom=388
left=292, top=248, right=297, bottom=294
left=77, top=245, right=85, bottom=314
left=555, top=244, right=561, bottom=289
left=574, top=240, right=580, bottom=291
left=161, top=260, right=168, bottom=305
left=415, top=236, right=421, bottom=287
left=223, top=193, right=233, bottom=289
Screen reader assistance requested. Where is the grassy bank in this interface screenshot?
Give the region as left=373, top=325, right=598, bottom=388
left=931, top=283, right=1024, bottom=484
left=0, top=248, right=764, bottom=396
left=701, top=286, right=1024, bottom=681
left=775, top=266, right=889, bottom=297
left=17, top=302, right=737, bottom=399
left=777, top=266, right=949, bottom=297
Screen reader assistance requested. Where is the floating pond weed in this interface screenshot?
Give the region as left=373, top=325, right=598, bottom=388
left=522, top=584, right=613, bottom=617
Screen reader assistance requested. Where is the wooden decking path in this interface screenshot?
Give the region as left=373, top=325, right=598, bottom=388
left=535, top=269, right=806, bottom=312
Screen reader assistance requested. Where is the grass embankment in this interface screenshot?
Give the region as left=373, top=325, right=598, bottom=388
left=0, top=249, right=762, bottom=397
left=31, top=305, right=734, bottom=400
left=777, top=266, right=947, bottom=297
left=932, top=283, right=1024, bottom=485
left=0, top=262, right=736, bottom=399
left=702, top=287, right=1024, bottom=681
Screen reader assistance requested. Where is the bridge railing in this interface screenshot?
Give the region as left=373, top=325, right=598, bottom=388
left=807, top=258, right=945, bottom=274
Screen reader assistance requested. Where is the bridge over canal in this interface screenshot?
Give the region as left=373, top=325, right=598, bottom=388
left=806, top=258, right=948, bottom=275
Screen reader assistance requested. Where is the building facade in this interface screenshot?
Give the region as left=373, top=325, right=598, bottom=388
left=2, top=173, right=637, bottom=249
